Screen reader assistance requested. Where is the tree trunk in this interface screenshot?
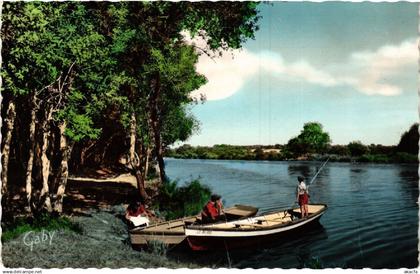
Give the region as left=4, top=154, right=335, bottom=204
left=39, top=107, right=53, bottom=212
left=129, top=112, right=149, bottom=201
left=1, top=100, right=16, bottom=197
left=155, top=139, right=165, bottom=183
left=53, top=121, right=73, bottom=213
left=25, top=94, right=37, bottom=212
left=149, top=74, right=166, bottom=184
left=129, top=112, right=136, bottom=165
left=144, top=146, right=151, bottom=179
left=134, top=168, right=149, bottom=202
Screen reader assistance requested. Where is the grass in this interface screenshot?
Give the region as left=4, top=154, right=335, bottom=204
left=147, top=240, right=168, bottom=256
left=2, top=213, right=82, bottom=242
left=2, top=208, right=200, bottom=268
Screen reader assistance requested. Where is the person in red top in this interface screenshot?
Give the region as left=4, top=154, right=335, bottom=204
left=201, top=194, right=225, bottom=224
left=125, top=201, right=147, bottom=219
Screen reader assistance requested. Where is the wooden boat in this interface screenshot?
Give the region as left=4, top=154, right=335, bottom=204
left=185, top=204, right=327, bottom=251
left=129, top=204, right=258, bottom=248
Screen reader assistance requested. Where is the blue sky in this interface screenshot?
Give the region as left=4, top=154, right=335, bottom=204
left=183, top=2, right=418, bottom=146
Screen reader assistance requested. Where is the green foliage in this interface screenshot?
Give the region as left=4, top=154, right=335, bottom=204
left=168, top=144, right=259, bottom=160
left=328, top=145, right=350, bottom=156
left=347, top=141, right=369, bottom=157
left=168, top=142, right=416, bottom=164
left=358, top=154, right=389, bottom=163
left=2, top=213, right=82, bottom=242
left=161, top=106, right=199, bottom=146
left=181, top=2, right=260, bottom=50
left=146, top=240, right=168, bottom=256
left=286, top=122, right=331, bottom=156
left=391, top=152, right=418, bottom=163
left=397, top=123, right=419, bottom=155
left=156, top=179, right=211, bottom=220
left=2, top=2, right=108, bottom=142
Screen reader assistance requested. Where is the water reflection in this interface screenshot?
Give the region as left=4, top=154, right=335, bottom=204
left=288, top=164, right=312, bottom=179
left=349, top=167, right=367, bottom=192
left=397, top=165, right=419, bottom=205
left=285, top=163, right=331, bottom=205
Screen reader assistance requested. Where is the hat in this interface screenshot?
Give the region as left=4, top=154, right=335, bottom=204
left=211, top=194, right=221, bottom=202
left=298, top=176, right=305, bottom=182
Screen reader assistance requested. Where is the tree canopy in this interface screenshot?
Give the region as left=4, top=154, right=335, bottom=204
left=1, top=2, right=261, bottom=213
left=397, top=123, right=419, bottom=155
left=286, top=122, right=331, bottom=156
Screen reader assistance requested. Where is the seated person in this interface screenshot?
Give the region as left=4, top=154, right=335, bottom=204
left=201, top=194, right=225, bottom=224
left=125, top=200, right=150, bottom=228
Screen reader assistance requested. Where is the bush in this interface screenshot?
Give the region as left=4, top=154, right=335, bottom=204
left=392, top=152, right=418, bottom=163
left=156, top=179, right=212, bottom=220
left=358, top=154, right=390, bottom=163
left=348, top=141, right=369, bottom=157
left=146, top=240, right=168, bottom=256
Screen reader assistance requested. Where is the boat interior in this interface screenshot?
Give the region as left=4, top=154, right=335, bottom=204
left=130, top=204, right=259, bottom=234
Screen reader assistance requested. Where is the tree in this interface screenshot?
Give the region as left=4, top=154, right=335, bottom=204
left=397, top=123, right=419, bottom=155
left=347, top=141, right=369, bottom=157
left=97, top=2, right=260, bottom=194
left=2, top=2, right=106, bottom=213
left=1, top=2, right=261, bottom=212
left=286, top=122, right=331, bottom=156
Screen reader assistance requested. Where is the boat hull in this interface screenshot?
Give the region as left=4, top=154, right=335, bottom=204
left=185, top=204, right=327, bottom=251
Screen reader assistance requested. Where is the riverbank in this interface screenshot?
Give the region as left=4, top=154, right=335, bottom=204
left=1, top=169, right=213, bottom=268
left=2, top=207, right=199, bottom=268
left=166, top=144, right=418, bottom=164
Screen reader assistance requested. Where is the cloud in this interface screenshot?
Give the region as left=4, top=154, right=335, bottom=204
left=347, top=39, right=417, bottom=96
left=184, top=32, right=417, bottom=100
left=190, top=49, right=339, bottom=100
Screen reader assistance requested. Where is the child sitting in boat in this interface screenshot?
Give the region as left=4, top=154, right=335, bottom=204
left=125, top=199, right=151, bottom=228
left=201, top=194, right=225, bottom=224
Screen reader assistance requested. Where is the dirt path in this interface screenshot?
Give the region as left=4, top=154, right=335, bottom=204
left=64, top=171, right=159, bottom=215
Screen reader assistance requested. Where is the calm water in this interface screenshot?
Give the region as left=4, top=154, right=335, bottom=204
left=165, top=158, right=419, bottom=268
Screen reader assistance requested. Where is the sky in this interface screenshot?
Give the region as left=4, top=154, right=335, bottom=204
left=182, top=2, right=418, bottom=146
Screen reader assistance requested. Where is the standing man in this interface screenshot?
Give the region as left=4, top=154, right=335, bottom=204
left=296, top=176, right=309, bottom=218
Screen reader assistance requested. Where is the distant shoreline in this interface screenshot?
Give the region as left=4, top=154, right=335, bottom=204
left=166, top=144, right=418, bottom=164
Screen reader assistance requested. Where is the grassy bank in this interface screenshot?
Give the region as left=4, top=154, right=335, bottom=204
left=2, top=213, right=82, bottom=242
left=2, top=207, right=199, bottom=268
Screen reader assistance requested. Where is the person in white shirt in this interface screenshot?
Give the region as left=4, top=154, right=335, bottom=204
left=296, top=176, right=309, bottom=218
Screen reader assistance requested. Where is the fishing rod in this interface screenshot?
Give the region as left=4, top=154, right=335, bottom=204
left=294, top=157, right=330, bottom=208
left=307, top=157, right=330, bottom=188
left=262, top=157, right=330, bottom=213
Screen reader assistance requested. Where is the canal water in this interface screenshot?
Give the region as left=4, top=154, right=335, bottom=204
left=165, top=158, right=418, bottom=268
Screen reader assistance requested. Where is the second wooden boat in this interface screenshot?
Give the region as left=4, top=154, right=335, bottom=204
left=129, top=204, right=258, bottom=248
